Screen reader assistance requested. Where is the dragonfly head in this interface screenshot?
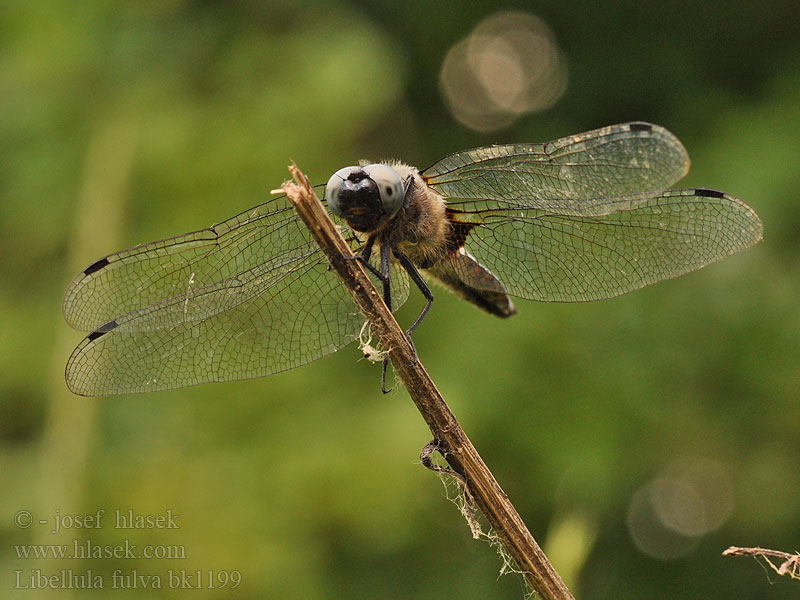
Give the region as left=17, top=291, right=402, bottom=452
left=325, top=164, right=404, bottom=233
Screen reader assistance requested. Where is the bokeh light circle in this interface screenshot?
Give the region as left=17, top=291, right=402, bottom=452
left=439, top=11, right=568, bottom=132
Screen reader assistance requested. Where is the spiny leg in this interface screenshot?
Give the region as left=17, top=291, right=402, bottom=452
left=393, top=249, right=434, bottom=364
left=346, top=235, right=430, bottom=391
left=378, top=242, right=393, bottom=393
left=343, top=235, right=394, bottom=392
left=346, top=235, right=383, bottom=278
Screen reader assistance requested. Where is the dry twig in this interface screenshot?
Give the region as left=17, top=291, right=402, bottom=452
left=723, top=546, right=800, bottom=580
left=281, top=164, right=575, bottom=600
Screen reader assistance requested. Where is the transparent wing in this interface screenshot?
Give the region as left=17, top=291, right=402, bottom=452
left=446, top=188, right=762, bottom=302
left=423, top=122, right=690, bottom=209
left=65, top=195, right=330, bottom=331
left=63, top=194, right=409, bottom=396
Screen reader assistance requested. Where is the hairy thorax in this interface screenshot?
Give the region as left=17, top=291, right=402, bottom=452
left=377, top=163, right=450, bottom=269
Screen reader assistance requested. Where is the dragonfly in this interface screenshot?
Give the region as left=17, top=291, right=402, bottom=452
left=63, top=122, right=762, bottom=396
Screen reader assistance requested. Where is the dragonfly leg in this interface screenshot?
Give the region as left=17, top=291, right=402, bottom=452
left=345, top=235, right=385, bottom=280
left=381, top=359, right=390, bottom=394
left=345, top=236, right=394, bottom=393
left=393, top=249, right=434, bottom=365
left=379, top=242, right=393, bottom=393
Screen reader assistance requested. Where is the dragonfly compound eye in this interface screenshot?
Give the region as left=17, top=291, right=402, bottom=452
left=362, top=164, right=404, bottom=217
left=325, top=166, right=358, bottom=218
left=325, top=164, right=405, bottom=232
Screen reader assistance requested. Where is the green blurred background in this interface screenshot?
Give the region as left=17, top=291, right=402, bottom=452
left=2, top=1, right=799, bottom=598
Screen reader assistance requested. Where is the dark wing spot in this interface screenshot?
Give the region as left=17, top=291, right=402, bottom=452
left=695, top=188, right=725, bottom=198
left=87, top=319, right=119, bottom=341
left=629, top=122, right=652, bottom=132
left=445, top=209, right=477, bottom=253
left=84, top=257, right=110, bottom=275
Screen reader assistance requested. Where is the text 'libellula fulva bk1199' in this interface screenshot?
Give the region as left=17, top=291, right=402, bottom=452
left=63, top=122, right=762, bottom=396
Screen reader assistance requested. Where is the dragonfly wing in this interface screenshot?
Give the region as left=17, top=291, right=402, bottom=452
left=423, top=122, right=690, bottom=210
left=63, top=196, right=322, bottom=332
left=446, top=188, right=763, bottom=302
left=64, top=194, right=410, bottom=395
left=66, top=259, right=352, bottom=395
